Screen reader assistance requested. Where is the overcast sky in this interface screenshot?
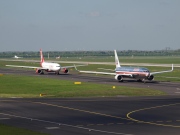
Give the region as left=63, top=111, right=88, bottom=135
left=0, top=0, right=180, bottom=51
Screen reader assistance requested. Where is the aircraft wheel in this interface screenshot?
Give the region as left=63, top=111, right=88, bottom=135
left=41, top=71, right=44, bottom=75
left=137, top=79, right=142, bottom=82
left=119, top=80, right=123, bottom=82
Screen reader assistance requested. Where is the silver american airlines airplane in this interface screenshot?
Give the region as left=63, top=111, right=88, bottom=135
left=6, top=49, right=84, bottom=75
left=76, top=50, right=173, bottom=82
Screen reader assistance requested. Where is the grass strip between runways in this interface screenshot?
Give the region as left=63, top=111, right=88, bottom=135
left=0, top=123, right=49, bottom=135
left=0, top=74, right=166, bottom=98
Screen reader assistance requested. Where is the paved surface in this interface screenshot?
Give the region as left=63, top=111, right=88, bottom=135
left=0, top=97, right=180, bottom=135
left=0, top=68, right=180, bottom=135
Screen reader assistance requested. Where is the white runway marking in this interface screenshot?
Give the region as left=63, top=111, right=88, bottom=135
left=46, top=127, right=59, bottom=129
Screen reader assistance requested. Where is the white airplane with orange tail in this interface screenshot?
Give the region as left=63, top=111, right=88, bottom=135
left=13, top=55, right=23, bottom=59
left=6, top=49, right=85, bottom=75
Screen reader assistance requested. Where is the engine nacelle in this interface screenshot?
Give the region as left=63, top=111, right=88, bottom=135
left=63, top=68, right=69, bottom=73
left=148, top=75, right=154, bottom=81
left=115, top=75, right=123, bottom=82
left=36, top=69, right=44, bottom=74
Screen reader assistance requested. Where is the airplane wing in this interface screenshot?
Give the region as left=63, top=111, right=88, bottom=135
left=150, top=64, right=173, bottom=75
left=6, top=65, right=47, bottom=70
left=61, top=64, right=87, bottom=69
left=75, top=69, right=135, bottom=77
left=77, top=70, right=116, bottom=75
left=6, top=64, right=86, bottom=69
left=75, top=66, right=134, bottom=76
left=97, top=68, right=115, bottom=71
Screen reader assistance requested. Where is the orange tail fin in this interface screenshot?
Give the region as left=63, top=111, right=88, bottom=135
left=40, top=49, right=44, bottom=66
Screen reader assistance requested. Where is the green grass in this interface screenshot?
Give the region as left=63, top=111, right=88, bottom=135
left=0, top=74, right=166, bottom=98
left=1, top=55, right=180, bottom=64
left=60, top=56, right=180, bottom=64
left=0, top=124, right=48, bottom=135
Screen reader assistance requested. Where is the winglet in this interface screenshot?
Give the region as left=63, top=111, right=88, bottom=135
left=114, top=50, right=121, bottom=68
left=150, top=64, right=174, bottom=75
left=74, top=64, right=79, bottom=71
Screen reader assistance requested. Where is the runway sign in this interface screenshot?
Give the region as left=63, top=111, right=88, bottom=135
left=74, top=82, right=82, bottom=84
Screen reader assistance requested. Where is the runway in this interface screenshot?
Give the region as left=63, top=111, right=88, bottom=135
left=0, top=68, right=180, bottom=135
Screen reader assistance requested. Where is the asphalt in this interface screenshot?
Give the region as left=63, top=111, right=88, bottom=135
left=0, top=68, right=180, bottom=135
left=0, top=97, right=180, bottom=135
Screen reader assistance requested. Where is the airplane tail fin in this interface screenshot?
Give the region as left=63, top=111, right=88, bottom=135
left=114, top=50, right=121, bottom=68
left=40, top=49, right=44, bottom=66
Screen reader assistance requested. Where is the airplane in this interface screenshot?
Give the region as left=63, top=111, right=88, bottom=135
left=13, top=55, right=23, bottom=59
left=56, top=56, right=61, bottom=59
left=75, top=50, right=174, bottom=82
left=6, top=49, right=85, bottom=75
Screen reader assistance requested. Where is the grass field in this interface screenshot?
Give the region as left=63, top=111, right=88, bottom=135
left=0, top=124, right=48, bottom=135
left=59, top=56, right=180, bottom=64
left=1, top=55, right=180, bottom=63
left=0, top=74, right=166, bottom=98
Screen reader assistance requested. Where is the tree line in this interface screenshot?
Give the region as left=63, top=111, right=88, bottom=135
left=0, top=49, right=180, bottom=58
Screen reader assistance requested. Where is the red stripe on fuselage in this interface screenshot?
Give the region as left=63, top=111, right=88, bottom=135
left=116, top=71, right=148, bottom=76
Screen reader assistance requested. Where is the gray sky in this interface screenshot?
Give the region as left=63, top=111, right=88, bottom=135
left=0, top=0, right=180, bottom=51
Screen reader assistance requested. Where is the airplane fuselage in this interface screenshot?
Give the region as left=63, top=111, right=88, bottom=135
left=115, top=67, right=150, bottom=79
left=41, top=62, right=61, bottom=72
left=14, top=55, right=22, bottom=59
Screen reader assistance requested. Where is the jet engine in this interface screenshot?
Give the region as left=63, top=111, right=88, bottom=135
left=115, top=74, right=123, bottom=82
left=148, top=75, right=154, bottom=81
left=36, top=69, right=44, bottom=74
left=63, top=68, right=69, bottom=73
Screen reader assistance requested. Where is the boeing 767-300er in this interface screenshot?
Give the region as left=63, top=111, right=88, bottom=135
left=76, top=50, right=173, bottom=82
left=6, top=49, right=85, bottom=75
